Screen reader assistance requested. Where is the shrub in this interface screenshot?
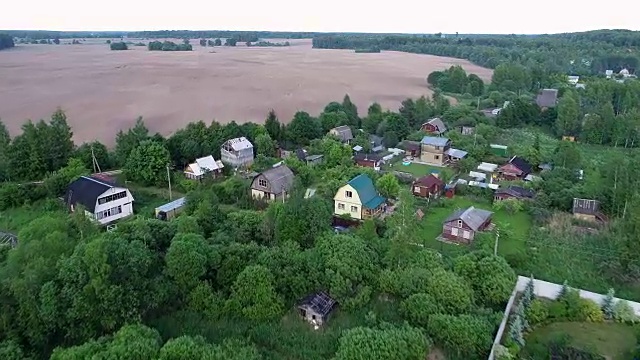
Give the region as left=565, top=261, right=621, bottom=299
left=578, top=299, right=604, bottom=322
left=547, top=300, right=567, bottom=321
left=561, top=289, right=583, bottom=321
left=613, top=300, right=639, bottom=323
left=109, top=41, right=128, bottom=51
left=526, top=299, right=549, bottom=326
left=601, top=288, right=615, bottom=320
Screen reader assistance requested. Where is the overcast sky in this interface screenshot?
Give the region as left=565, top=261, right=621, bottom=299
left=1, top=0, right=638, bottom=34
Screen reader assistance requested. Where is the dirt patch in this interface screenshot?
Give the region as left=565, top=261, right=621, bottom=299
left=0, top=39, right=492, bottom=145
left=427, top=347, right=447, bottom=360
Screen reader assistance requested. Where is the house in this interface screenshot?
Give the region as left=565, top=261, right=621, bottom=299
left=446, top=148, right=468, bottom=163
left=329, top=125, right=353, bottom=144
left=221, top=137, right=254, bottom=168
left=498, top=156, right=533, bottom=180
left=494, top=186, right=535, bottom=201
left=536, top=89, right=559, bottom=109
left=605, top=69, right=614, bottom=78
left=298, top=291, right=337, bottom=328
left=572, top=198, right=605, bottom=222
left=370, top=134, right=384, bottom=153
left=490, top=144, right=509, bottom=157
left=421, top=117, right=447, bottom=135
left=334, top=174, right=386, bottom=220
left=441, top=206, right=493, bottom=244
left=250, top=164, right=295, bottom=201
left=184, top=155, right=224, bottom=180
left=567, top=75, right=580, bottom=85
left=420, top=136, right=451, bottom=166
left=412, top=174, right=444, bottom=198
left=354, top=153, right=384, bottom=170
left=66, top=176, right=134, bottom=225
left=402, top=140, right=421, bottom=158
left=155, top=197, right=186, bottom=221
left=305, top=154, right=324, bottom=166
left=460, top=126, right=475, bottom=135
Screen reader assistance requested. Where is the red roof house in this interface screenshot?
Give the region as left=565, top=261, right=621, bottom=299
left=412, top=174, right=444, bottom=198
left=498, top=156, right=533, bottom=180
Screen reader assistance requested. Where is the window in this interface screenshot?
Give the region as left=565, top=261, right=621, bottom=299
left=413, top=186, right=420, bottom=193
left=451, top=228, right=459, bottom=236
left=98, top=191, right=127, bottom=205
left=345, top=191, right=353, bottom=198
left=259, top=179, right=268, bottom=187
left=351, top=206, right=358, bottom=213
left=338, top=203, right=345, bottom=210
left=435, top=155, right=440, bottom=160
left=457, top=220, right=463, bottom=228
left=435, top=146, right=440, bottom=150
left=97, top=205, right=123, bottom=220
left=463, top=230, right=471, bottom=239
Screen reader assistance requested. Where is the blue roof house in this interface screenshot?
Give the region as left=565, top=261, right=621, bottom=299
left=333, top=174, right=386, bottom=220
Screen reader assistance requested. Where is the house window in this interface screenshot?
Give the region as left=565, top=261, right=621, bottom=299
left=345, top=191, right=353, bottom=198
left=97, top=205, right=123, bottom=220
left=259, top=179, right=268, bottom=187
left=463, top=230, right=471, bottom=239
left=338, top=203, right=345, bottom=210
left=457, top=220, right=462, bottom=228
left=98, top=191, right=127, bottom=205
left=413, top=186, right=420, bottom=193
left=451, top=227, right=459, bottom=236
left=351, top=206, right=358, bottom=213
left=435, top=155, right=440, bottom=160
left=435, top=146, right=440, bottom=150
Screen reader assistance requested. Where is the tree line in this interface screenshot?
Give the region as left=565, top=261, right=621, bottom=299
left=0, top=33, right=14, bottom=50
left=148, top=40, right=192, bottom=51
left=312, top=30, right=640, bottom=76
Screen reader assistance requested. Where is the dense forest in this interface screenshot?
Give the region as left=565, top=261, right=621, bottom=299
left=312, top=30, right=640, bottom=75
left=0, top=33, right=15, bottom=50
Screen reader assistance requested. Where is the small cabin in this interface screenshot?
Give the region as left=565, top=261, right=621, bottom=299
left=298, top=291, right=337, bottom=328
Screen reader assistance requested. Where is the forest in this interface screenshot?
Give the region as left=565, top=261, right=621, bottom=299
left=312, top=30, right=640, bottom=75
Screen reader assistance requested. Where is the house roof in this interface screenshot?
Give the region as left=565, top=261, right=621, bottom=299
left=298, top=291, right=337, bottom=319
left=354, top=153, right=384, bottom=162
left=370, top=134, right=383, bottom=146
left=508, top=156, right=533, bottom=174
left=256, top=165, right=295, bottom=194
left=415, top=174, right=443, bottom=188
left=495, top=186, right=535, bottom=199
left=353, top=145, right=364, bottom=152
left=225, top=137, right=253, bottom=151
left=331, top=125, right=353, bottom=142
left=67, top=176, right=118, bottom=213
left=573, top=198, right=600, bottom=215
left=536, top=89, right=559, bottom=108
left=403, top=140, right=421, bottom=152
left=372, top=145, right=385, bottom=153
left=306, top=154, right=324, bottom=162
left=424, top=117, right=447, bottom=134
left=421, top=136, right=450, bottom=147
left=446, top=148, right=468, bottom=159
left=155, top=197, right=186, bottom=213
left=187, top=155, right=223, bottom=176
left=490, top=144, right=508, bottom=150
left=444, top=206, right=493, bottom=231
left=478, top=162, right=498, bottom=172
left=348, top=174, right=386, bottom=209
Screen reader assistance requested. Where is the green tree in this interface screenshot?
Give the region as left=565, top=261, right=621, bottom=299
left=342, top=94, right=359, bottom=127
left=553, top=141, right=581, bottom=170
left=0, top=340, right=26, bottom=360
left=601, top=288, right=615, bottom=320
left=165, top=233, right=210, bottom=291
left=555, top=91, right=581, bottom=136
left=264, top=109, right=281, bottom=141
left=254, top=133, right=276, bottom=157
left=214, top=38, right=222, bottom=46
left=286, top=111, right=321, bottom=145
left=115, top=117, right=150, bottom=166
left=226, top=265, right=283, bottom=321
left=334, top=325, right=429, bottom=360
left=124, top=140, right=171, bottom=185
left=509, top=312, right=525, bottom=347
left=362, top=102, right=384, bottom=134
left=376, top=173, right=400, bottom=199
left=199, top=39, right=206, bottom=46
left=427, top=313, right=498, bottom=359
left=74, top=141, right=112, bottom=172
left=0, top=120, right=11, bottom=181
left=426, top=269, right=474, bottom=314
left=400, top=293, right=441, bottom=327
left=491, top=63, right=531, bottom=92
left=454, top=252, right=516, bottom=307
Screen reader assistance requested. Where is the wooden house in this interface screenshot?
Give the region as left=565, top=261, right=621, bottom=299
left=354, top=153, right=384, bottom=170
left=420, top=136, right=451, bottom=166
left=298, top=292, right=337, bottom=328
left=441, top=206, right=493, bottom=244
left=184, top=155, right=224, bottom=180
left=334, top=174, right=386, bottom=220
left=572, top=198, right=606, bottom=222
left=250, top=165, right=295, bottom=201
left=420, top=117, right=447, bottom=135
left=494, top=186, right=535, bottom=201
left=412, top=174, right=444, bottom=199
left=498, top=156, right=533, bottom=181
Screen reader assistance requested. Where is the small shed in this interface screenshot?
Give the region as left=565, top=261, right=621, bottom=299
left=490, top=144, right=508, bottom=157
left=298, top=291, right=337, bottom=328
left=155, top=197, right=186, bottom=221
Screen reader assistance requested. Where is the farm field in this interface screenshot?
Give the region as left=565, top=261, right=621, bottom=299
left=0, top=39, right=492, bottom=145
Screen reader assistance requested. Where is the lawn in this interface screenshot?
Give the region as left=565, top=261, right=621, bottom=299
left=0, top=202, right=66, bottom=234
left=415, top=196, right=531, bottom=258
left=523, top=322, right=637, bottom=360
left=386, top=161, right=451, bottom=178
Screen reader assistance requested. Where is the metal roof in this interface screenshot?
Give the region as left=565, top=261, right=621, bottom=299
left=255, top=164, right=295, bottom=194
left=446, top=148, right=468, bottom=159
left=187, top=155, right=223, bottom=176
left=421, top=136, right=450, bottom=147
left=444, top=206, right=493, bottom=231
left=347, top=174, right=385, bottom=209
left=478, top=162, right=498, bottom=172
left=225, top=137, right=253, bottom=151
left=155, top=197, right=186, bottom=213
left=298, top=291, right=337, bottom=319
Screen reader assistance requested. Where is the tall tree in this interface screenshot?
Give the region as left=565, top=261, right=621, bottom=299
left=124, top=140, right=171, bottom=185
left=342, top=94, right=359, bottom=127
left=264, top=110, right=281, bottom=141
left=0, top=120, right=11, bottom=181
left=115, top=117, right=150, bottom=166
left=46, top=110, right=74, bottom=171
left=555, top=91, right=581, bottom=136
left=226, top=265, right=283, bottom=321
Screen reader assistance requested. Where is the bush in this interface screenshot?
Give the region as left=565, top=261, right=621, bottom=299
left=547, top=301, right=567, bottom=321
left=526, top=299, right=549, bottom=326
left=578, top=299, right=604, bottom=322
left=109, top=41, right=128, bottom=50
left=613, top=300, right=639, bottom=323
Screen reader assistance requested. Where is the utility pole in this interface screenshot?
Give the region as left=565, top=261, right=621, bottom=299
left=494, top=228, right=500, bottom=256
left=91, top=145, right=101, bottom=174
left=166, top=165, right=172, bottom=200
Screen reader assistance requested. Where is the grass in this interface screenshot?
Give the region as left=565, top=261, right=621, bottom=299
left=415, top=196, right=532, bottom=258
left=386, top=161, right=450, bottom=178
left=523, top=322, right=637, bottom=360
left=0, top=201, right=66, bottom=234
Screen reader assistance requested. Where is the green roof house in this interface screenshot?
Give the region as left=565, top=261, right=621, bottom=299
left=333, top=174, right=386, bottom=220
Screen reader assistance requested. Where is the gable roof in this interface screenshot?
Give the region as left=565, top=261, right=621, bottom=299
left=444, top=206, right=493, bottom=231
left=188, top=155, right=223, bottom=176
left=224, top=137, right=253, bottom=151
left=67, top=176, right=118, bottom=212
left=446, top=148, right=468, bottom=159
left=415, top=174, right=444, bottom=188
left=298, top=291, right=337, bottom=319
left=402, top=140, right=421, bottom=152
left=370, top=134, right=383, bottom=146
left=347, top=174, right=386, bottom=209
left=421, top=136, right=450, bottom=147
left=495, top=186, right=536, bottom=199
left=330, top=125, right=353, bottom=142
left=256, top=165, right=295, bottom=194
left=573, top=198, right=600, bottom=215
left=536, top=89, right=559, bottom=108
left=424, top=117, right=447, bottom=134
left=155, top=197, right=187, bottom=213
left=508, top=156, right=533, bottom=175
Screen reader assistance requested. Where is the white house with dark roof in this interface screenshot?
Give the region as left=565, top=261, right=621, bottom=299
left=221, top=137, right=254, bottom=168
left=66, top=176, right=134, bottom=225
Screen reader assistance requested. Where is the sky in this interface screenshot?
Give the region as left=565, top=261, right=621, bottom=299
left=1, top=0, right=638, bottom=34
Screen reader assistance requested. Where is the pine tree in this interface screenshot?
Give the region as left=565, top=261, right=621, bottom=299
left=602, top=288, right=615, bottom=320
left=557, top=280, right=569, bottom=299
left=523, top=275, right=535, bottom=309
left=516, top=302, right=529, bottom=331
left=509, top=314, right=525, bottom=347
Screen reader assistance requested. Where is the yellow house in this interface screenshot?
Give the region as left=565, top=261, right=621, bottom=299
left=333, top=174, right=386, bottom=220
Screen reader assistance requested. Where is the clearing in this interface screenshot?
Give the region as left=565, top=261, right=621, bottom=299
left=0, top=39, right=492, bottom=145
left=523, top=322, right=637, bottom=360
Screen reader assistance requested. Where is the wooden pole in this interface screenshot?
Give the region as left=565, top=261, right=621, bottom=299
left=166, top=165, right=172, bottom=200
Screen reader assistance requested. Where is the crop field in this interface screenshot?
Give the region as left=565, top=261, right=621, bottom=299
left=0, top=39, right=492, bottom=145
